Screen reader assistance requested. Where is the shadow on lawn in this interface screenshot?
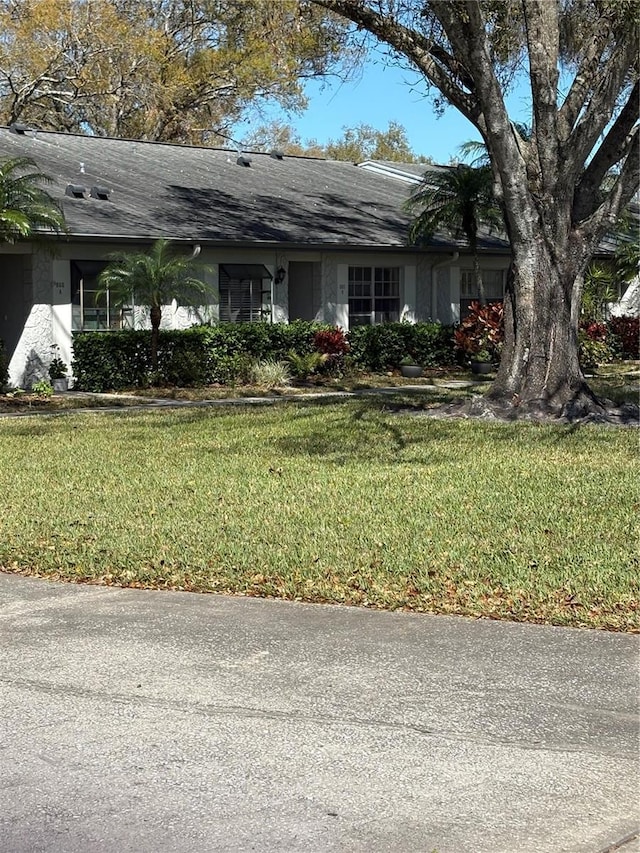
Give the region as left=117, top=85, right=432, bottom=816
left=270, top=399, right=538, bottom=466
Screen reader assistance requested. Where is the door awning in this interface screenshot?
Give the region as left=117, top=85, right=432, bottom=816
left=220, top=264, right=272, bottom=281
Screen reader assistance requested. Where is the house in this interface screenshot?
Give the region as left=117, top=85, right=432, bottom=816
left=0, top=124, right=514, bottom=387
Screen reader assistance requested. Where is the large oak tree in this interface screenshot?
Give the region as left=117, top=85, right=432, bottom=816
left=312, top=0, right=639, bottom=416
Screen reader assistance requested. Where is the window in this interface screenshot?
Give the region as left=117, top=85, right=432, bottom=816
left=71, top=260, right=133, bottom=331
left=219, top=264, right=272, bottom=323
left=348, top=266, right=401, bottom=326
left=460, top=269, right=504, bottom=317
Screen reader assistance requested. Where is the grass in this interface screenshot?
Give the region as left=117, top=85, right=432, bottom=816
left=0, top=397, right=637, bottom=631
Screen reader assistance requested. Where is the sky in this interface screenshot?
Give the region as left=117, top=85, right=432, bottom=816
left=235, top=48, right=534, bottom=165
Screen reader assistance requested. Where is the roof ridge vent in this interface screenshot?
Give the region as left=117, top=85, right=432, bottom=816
left=65, top=184, right=87, bottom=199
left=90, top=185, right=111, bottom=200
left=9, top=123, right=30, bottom=135
left=236, top=154, right=252, bottom=167
left=269, top=149, right=284, bottom=160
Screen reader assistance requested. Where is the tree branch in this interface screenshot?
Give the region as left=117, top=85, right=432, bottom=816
left=573, top=80, right=640, bottom=222
left=431, top=2, right=535, bottom=241
left=574, top=126, right=640, bottom=248
left=311, top=0, right=479, bottom=123
left=522, top=1, right=560, bottom=199
left=557, top=11, right=617, bottom=141
left=564, top=35, right=639, bottom=179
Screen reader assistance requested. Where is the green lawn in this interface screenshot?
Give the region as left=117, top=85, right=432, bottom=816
left=0, top=398, right=637, bottom=631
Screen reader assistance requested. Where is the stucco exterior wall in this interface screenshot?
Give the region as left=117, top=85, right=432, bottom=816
left=415, top=255, right=432, bottom=320
left=8, top=249, right=54, bottom=388
left=2, top=240, right=509, bottom=386
left=610, top=276, right=640, bottom=317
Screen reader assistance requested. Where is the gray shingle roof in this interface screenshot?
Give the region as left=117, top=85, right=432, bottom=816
left=0, top=126, right=511, bottom=251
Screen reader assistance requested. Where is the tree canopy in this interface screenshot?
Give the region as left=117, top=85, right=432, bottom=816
left=0, top=0, right=350, bottom=144
left=241, top=119, right=432, bottom=161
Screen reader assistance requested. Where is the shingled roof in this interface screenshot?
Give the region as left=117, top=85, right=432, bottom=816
left=0, top=125, right=510, bottom=252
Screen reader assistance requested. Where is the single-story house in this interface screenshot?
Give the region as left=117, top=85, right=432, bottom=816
left=0, top=124, right=515, bottom=386
left=1, top=124, right=632, bottom=387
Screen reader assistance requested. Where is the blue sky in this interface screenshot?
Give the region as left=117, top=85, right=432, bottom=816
left=237, top=51, right=534, bottom=164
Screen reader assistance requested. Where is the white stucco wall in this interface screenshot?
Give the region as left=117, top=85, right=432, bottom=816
left=8, top=249, right=54, bottom=388
left=52, top=259, right=72, bottom=369
left=610, top=276, right=640, bottom=317
left=322, top=255, right=339, bottom=326
left=272, top=258, right=288, bottom=323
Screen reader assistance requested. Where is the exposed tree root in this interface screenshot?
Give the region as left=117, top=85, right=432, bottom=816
left=400, top=394, right=639, bottom=427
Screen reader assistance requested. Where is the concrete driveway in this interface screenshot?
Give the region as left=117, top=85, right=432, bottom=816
left=0, top=572, right=638, bottom=853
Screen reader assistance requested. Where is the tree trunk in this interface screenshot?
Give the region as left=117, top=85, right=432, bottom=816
left=150, top=305, right=161, bottom=375
left=488, top=240, right=599, bottom=416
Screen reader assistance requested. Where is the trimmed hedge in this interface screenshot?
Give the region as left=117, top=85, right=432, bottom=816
left=609, top=315, right=640, bottom=360
left=72, top=321, right=331, bottom=391
left=347, top=322, right=456, bottom=372
left=72, top=320, right=457, bottom=391
left=70, top=313, right=640, bottom=392
left=0, top=338, right=8, bottom=389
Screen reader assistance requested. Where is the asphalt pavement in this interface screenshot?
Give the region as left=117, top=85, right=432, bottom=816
left=0, top=572, right=638, bottom=853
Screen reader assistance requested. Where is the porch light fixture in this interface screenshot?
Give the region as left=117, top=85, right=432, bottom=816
left=274, top=266, right=286, bottom=284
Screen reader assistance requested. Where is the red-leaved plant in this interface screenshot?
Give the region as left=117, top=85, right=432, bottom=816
left=453, top=301, right=504, bottom=359
left=313, top=328, right=350, bottom=356
left=313, top=327, right=349, bottom=374
left=579, top=320, right=608, bottom=343
left=609, top=315, right=639, bottom=359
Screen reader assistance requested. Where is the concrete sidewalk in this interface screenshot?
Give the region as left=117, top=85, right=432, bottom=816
left=0, top=382, right=479, bottom=419
left=0, top=573, right=638, bottom=853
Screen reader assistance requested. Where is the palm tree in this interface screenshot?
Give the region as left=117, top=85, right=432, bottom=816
left=0, top=156, right=67, bottom=243
left=405, top=163, right=503, bottom=304
left=97, top=239, right=211, bottom=373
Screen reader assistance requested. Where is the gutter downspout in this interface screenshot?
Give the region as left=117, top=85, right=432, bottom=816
left=431, top=252, right=459, bottom=322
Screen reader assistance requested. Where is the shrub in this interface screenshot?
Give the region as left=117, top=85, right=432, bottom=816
left=409, top=322, right=457, bottom=366
left=248, top=359, right=291, bottom=387
left=72, top=321, right=333, bottom=391
left=31, top=379, right=53, bottom=396
left=453, top=301, right=504, bottom=360
left=72, top=330, right=152, bottom=391
left=313, top=328, right=349, bottom=356
left=347, top=325, right=404, bottom=371
left=0, top=338, right=8, bottom=389
left=287, top=350, right=328, bottom=381
left=609, top=315, right=639, bottom=360
left=347, top=322, right=455, bottom=371
left=578, top=321, right=617, bottom=369
left=313, top=327, right=349, bottom=374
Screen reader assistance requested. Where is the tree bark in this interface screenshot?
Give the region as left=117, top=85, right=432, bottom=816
left=489, top=241, right=597, bottom=415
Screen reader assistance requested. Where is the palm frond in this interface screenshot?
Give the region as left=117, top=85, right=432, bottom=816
left=0, top=156, right=66, bottom=243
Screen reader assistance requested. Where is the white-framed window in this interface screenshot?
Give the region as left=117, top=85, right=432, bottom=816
left=460, top=268, right=505, bottom=316
left=348, top=266, right=401, bottom=326
left=219, top=264, right=272, bottom=323
left=71, top=260, right=133, bottom=331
